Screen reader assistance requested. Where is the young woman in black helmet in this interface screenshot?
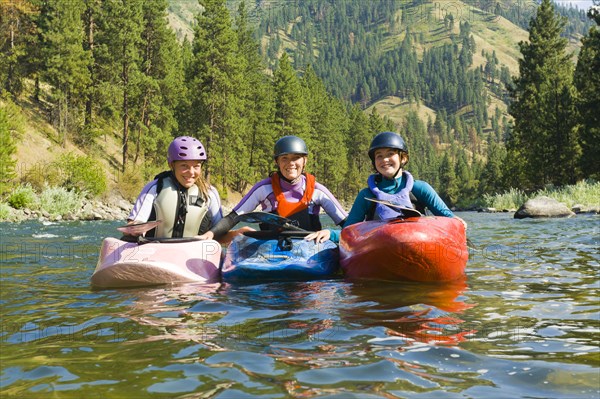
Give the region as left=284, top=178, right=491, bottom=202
left=198, top=135, right=348, bottom=243
left=344, top=131, right=466, bottom=227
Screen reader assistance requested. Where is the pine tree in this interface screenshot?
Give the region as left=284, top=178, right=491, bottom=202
left=82, top=0, right=101, bottom=131
left=367, top=107, right=389, bottom=136
left=0, top=0, right=38, bottom=96
left=302, top=65, right=348, bottom=193
left=189, top=0, right=243, bottom=191
left=400, top=111, right=429, bottom=179
left=439, top=152, right=459, bottom=206
left=234, top=1, right=274, bottom=188
left=574, top=8, right=600, bottom=179
left=98, top=0, right=144, bottom=172
left=455, top=151, right=477, bottom=202
left=480, top=141, right=506, bottom=195
left=133, top=0, right=184, bottom=166
left=0, top=105, right=16, bottom=195
left=344, top=104, right=371, bottom=201
left=507, top=0, right=579, bottom=189
left=39, top=0, right=92, bottom=147
left=175, top=38, right=195, bottom=136
left=273, top=52, right=309, bottom=139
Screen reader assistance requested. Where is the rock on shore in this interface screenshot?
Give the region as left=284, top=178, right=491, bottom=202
left=514, top=196, right=576, bottom=219
left=4, top=196, right=132, bottom=223
left=3, top=193, right=238, bottom=223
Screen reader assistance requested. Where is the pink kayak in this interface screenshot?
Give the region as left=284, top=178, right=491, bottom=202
left=91, top=237, right=222, bottom=288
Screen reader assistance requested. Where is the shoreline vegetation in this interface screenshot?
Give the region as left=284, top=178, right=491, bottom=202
left=1, top=1, right=598, bottom=226
left=0, top=180, right=597, bottom=223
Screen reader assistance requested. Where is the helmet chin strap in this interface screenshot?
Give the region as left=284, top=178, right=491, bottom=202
left=393, top=153, right=408, bottom=178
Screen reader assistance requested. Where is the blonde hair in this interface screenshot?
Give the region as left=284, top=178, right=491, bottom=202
left=195, top=173, right=211, bottom=200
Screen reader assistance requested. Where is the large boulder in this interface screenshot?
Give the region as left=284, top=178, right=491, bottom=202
left=514, top=196, right=575, bottom=219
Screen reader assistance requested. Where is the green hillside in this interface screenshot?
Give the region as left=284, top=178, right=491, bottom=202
left=163, top=0, right=587, bottom=140
left=1, top=0, right=596, bottom=213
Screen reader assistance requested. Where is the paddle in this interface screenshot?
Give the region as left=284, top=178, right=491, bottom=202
left=234, top=211, right=306, bottom=232
left=117, top=220, right=162, bottom=236
left=364, top=198, right=476, bottom=249
left=365, top=197, right=422, bottom=218
left=241, top=229, right=312, bottom=251
left=242, top=230, right=311, bottom=240
left=137, top=236, right=204, bottom=244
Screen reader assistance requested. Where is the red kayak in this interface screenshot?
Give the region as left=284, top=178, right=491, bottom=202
left=339, top=217, right=468, bottom=282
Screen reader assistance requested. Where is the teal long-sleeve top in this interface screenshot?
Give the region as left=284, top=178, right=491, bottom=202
left=326, top=174, right=453, bottom=243
left=346, top=174, right=454, bottom=226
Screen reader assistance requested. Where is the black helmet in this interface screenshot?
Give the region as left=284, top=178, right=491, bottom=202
left=273, top=136, right=308, bottom=159
left=368, top=131, right=408, bottom=162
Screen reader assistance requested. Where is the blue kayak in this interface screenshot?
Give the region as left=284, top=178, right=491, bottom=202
left=221, top=232, right=340, bottom=281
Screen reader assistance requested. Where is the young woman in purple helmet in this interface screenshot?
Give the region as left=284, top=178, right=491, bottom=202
left=198, top=135, right=348, bottom=243
left=126, top=136, right=224, bottom=238
left=344, top=131, right=467, bottom=228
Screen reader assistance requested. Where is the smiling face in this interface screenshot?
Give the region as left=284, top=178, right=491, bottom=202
left=170, top=160, right=203, bottom=188
left=374, top=148, right=403, bottom=179
left=276, top=153, right=306, bottom=181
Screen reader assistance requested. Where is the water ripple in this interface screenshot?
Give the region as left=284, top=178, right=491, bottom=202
left=1, top=215, right=598, bottom=397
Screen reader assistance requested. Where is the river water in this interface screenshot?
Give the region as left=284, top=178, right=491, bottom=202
left=1, top=213, right=598, bottom=398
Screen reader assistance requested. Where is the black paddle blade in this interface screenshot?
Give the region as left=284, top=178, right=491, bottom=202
left=235, top=211, right=306, bottom=231
left=365, top=197, right=422, bottom=218
left=242, top=230, right=311, bottom=240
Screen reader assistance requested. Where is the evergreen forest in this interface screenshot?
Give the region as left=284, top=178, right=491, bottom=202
left=1, top=0, right=598, bottom=208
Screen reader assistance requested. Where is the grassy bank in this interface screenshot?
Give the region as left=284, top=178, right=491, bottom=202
left=0, top=183, right=133, bottom=222
left=0, top=185, right=87, bottom=221
left=479, top=180, right=600, bottom=211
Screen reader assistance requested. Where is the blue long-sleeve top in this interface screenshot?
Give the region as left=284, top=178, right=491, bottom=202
left=327, top=174, right=453, bottom=243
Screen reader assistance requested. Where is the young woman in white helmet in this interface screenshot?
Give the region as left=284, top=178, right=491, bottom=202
left=126, top=136, right=223, bottom=238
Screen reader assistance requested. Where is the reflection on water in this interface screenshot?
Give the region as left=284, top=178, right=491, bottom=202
left=339, top=279, right=476, bottom=346
left=0, top=214, right=598, bottom=398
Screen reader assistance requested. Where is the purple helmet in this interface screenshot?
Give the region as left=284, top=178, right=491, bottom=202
left=167, top=136, right=207, bottom=163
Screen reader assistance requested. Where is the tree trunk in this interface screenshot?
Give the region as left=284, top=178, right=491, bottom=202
left=59, top=94, right=68, bottom=148
left=135, top=34, right=154, bottom=165
left=84, top=7, right=95, bottom=127
left=134, top=93, right=148, bottom=165
left=6, top=11, right=15, bottom=94
left=122, top=48, right=129, bottom=173
left=122, top=90, right=129, bottom=173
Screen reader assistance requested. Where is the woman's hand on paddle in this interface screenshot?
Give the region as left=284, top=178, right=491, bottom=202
left=117, top=220, right=160, bottom=237
left=454, top=216, right=468, bottom=230
left=196, top=226, right=256, bottom=244
left=305, top=229, right=330, bottom=243
left=196, top=231, right=215, bottom=241
left=216, top=226, right=255, bottom=246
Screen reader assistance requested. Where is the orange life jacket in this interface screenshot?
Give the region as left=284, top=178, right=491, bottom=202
left=270, top=173, right=316, bottom=218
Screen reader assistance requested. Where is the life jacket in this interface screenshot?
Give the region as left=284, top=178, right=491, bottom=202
left=367, top=171, right=415, bottom=220
left=270, top=172, right=322, bottom=231
left=148, top=171, right=211, bottom=238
